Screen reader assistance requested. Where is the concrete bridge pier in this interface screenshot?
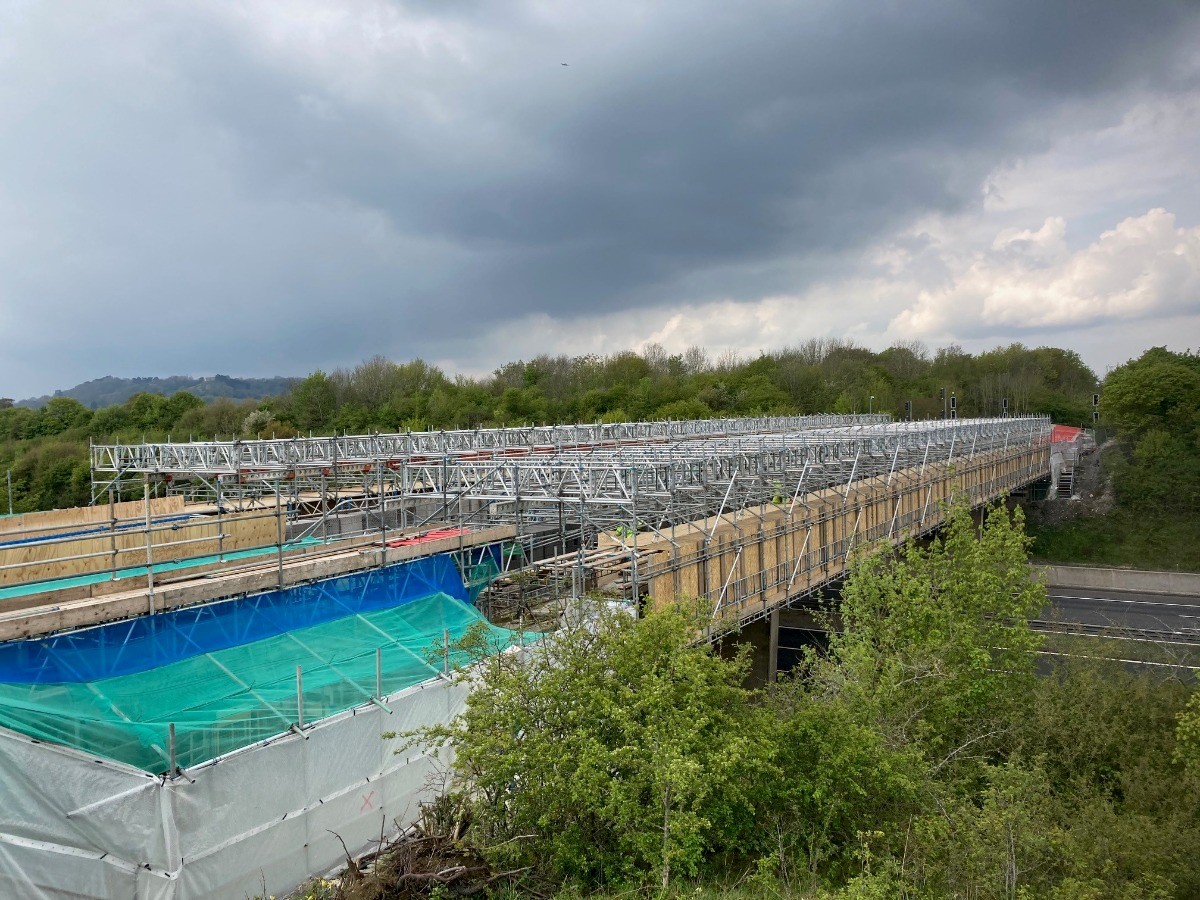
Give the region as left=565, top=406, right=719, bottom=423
left=717, top=600, right=835, bottom=688
left=716, top=610, right=780, bottom=688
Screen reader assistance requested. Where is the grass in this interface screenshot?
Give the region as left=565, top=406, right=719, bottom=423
left=279, top=874, right=831, bottom=900
left=1028, top=508, right=1200, bottom=572
left=280, top=859, right=838, bottom=900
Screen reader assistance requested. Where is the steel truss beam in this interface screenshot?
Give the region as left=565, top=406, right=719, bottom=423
left=91, top=415, right=886, bottom=481
left=88, top=416, right=1050, bottom=546
left=406, top=417, right=1049, bottom=530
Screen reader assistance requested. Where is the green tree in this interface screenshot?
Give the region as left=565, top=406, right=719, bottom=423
left=1177, top=692, right=1200, bottom=778
left=759, top=681, right=922, bottom=881
left=280, top=369, right=333, bottom=434
left=11, top=440, right=91, bottom=510
left=494, top=386, right=547, bottom=425
left=124, top=392, right=169, bottom=432
left=0, top=406, right=38, bottom=441
left=904, top=761, right=1059, bottom=900
left=288, top=371, right=338, bottom=432
left=86, top=404, right=131, bottom=437
left=32, top=397, right=92, bottom=436
left=163, top=391, right=205, bottom=429
left=1102, top=347, right=1200, bottom=438
left=655, top=398, right=713, bottom=420
left=407, top=604, right=771, bottom=890
left=813, top=499, right=1045, bottom=774
left=200, top=398, right=251, bottom=438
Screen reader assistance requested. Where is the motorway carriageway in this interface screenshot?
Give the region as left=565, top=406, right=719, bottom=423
left=775, top=583, right=1200, bottom=674
left=1036, top=587, right=1200, bottom=646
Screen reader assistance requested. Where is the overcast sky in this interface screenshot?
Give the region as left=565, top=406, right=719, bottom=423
left=2, top=1, right=1199, bottom=399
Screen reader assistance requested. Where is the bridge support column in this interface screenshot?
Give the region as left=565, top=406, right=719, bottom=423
left=717, top=612, right=779, bottom=688
left=768, top=608, right=779, bottom=684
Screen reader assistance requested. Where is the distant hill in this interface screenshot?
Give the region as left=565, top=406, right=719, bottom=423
left=17, top=374, right=298, bottom=409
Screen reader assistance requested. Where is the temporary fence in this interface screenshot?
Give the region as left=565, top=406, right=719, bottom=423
left=0, top=551, right=522, bottom=899
left=0, top=673, right=470, bottom=899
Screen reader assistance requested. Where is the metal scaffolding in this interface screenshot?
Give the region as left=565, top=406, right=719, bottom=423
left=90, top=415, right=1050, bottom=525
left=90, top=415, right=886, bottom=498
left=0, top=414, right=1054, bottom=639
left=402, top=417, right=1048, bottom=528
left=84, top=414, right=1049, bottom=597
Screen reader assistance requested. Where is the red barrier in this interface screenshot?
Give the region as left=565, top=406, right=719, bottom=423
left=385, top=528, right=469, bottom=548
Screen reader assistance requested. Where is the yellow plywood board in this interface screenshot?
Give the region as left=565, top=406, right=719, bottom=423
left=0, top=512, right=277, bottom=586
left=0, top=496, right=184, bottom=537
left=643, top=445, right=1049, bottom=621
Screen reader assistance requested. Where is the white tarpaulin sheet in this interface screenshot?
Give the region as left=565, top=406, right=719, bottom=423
left=0, top=676, right=468, bottom=899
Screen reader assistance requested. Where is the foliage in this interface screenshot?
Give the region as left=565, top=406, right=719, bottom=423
left=385, top=498, right=1200, bottom=899
left=1032, top=347, right=1200, bottom=567
left=1101, top=347, right=1200, bottom=439
left=7, top=440, right=92, bottom=511
left=756, top=684, right=921, bottom=881
left=0, top=387, right=265, bottom=509
left=1177, top=692, right=1200, bottom=778
left=406, top=603, right=773, bottom=891
left=812, top=501, right=1044, bottom=771
left=1104, top=349, right=1200, bottom=520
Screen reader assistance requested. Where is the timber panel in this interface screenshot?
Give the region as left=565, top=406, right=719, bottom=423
left=0, top=510, right=277, bottom=587
left=640, top=445, right=1048, bottom=628
left=0, top=496, right=184, bottom=537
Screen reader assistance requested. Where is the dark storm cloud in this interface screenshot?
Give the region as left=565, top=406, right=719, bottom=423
left=0, top=0, right=1197, bottom=396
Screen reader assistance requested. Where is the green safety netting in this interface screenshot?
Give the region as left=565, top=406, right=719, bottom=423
left=0, top=554, right=519, bottom=773
left=463, top=556, right=502, bottom=602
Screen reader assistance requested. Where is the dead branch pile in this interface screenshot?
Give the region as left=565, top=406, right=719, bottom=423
left=304, top=799, right=533, bottom=900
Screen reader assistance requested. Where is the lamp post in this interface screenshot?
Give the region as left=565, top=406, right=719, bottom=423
left=869, top=396, right=875, bottom=414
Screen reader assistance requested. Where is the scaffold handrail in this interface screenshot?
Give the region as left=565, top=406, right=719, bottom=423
left=88, top=415, right=1050, bottom=529
left=90, top=414, right=889, bottom=476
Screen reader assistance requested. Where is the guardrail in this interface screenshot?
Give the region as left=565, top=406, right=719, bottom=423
left=1039, top=565, right=1200, bottom=596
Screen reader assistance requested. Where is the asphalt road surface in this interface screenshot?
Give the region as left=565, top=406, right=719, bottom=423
left=774, top=584, right=1200, bottom=674
left=1040, top=586, right=1200, bottom=644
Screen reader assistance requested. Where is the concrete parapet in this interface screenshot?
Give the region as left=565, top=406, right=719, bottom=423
left=1037, top=564, right=1200, bottom=596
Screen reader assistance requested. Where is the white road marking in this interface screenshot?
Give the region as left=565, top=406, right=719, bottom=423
left=1048, top=593, right=1200, bottom=609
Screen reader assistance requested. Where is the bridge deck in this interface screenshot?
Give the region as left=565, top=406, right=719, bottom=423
left=0, top=525, right=515, bottom=641
left=1, top=415, right=1050, bottom=641
left=535, top=443, right=1047, bottom=631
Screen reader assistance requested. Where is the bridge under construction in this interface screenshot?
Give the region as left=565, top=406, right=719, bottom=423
left=0, top=414, right=1053, bottom=639
left=0, top=414, right=1052, bottom=899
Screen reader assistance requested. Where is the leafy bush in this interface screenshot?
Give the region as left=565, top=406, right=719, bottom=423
left=395, top=500, right=1200, bottom=898
left=407, top=604, right=773, bottom=891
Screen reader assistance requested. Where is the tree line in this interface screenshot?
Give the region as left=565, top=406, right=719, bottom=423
left=283, top=340, right=1096, bottom=433
left=1, top=340, right=1099, bottom=513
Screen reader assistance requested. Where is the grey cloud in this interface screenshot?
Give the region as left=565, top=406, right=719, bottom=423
left=1, top=1, right=1198, bottom=396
